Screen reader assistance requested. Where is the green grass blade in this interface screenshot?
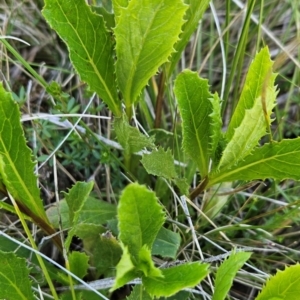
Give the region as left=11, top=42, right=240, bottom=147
left=42, top=0, right=122, bottom=116
left=114, top=0, right=187, bottom=112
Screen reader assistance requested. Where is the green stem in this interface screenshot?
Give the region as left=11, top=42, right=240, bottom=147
left=10, top=194, right=59, bottom=300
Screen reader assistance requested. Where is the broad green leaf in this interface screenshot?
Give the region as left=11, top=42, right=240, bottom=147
left=255, top=264, right=300, bottom=300
left=209, top=138, right=300, bottom=187
left=143, top=262, right=209, bottom=297
left=209, top=93, right=223, bottom=163
left=141, top=147, right=177, bottom=180
left=118, top=183, right=165, bottom=262
left=152, top=227, right=181, bottom=259
left=64, top=181, right=94, bottom=250
left=138, top=245, right=163, bottom=278
left=127, top=285, right=152, bottom=300
left=226, top=47, right=275, bottom=141
left=166, top=0, right=211, bottom=77
left=85, top=231, right=122, bottom=277
left=174, top=70, right=214, bottom=177
left=165, top=291, right=190, bottom=300
left=0, top=251, right=34, bottom=300
left=68, top=251, right=89, bottom=279
left=0, top=83, right=49, bottom=222
left=115, top=0, right=187, bottom=108
left=212, top=251, right=252, bottom=300
left=91, top=6, right=115, bottom=30
left=46, top=197, right=116, bottom=229
left=75, top=223, right=106, bottom=248
left=0, top=236, right=69, bottom=286
left=112, top=0, right=128, bottom=21
left=219, top=47, right=277, bottom=170
left=114, top=116, right=155, bottom=155
left=42, top=0, right=121, bottom=116
left=111, top=244, right=139, bottom=292
left=78, top=197, right=116, bottom=224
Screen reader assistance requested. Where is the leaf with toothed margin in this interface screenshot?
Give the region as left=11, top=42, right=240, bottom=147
left=0, top=251, right=34, bottom=300
left=218, top=47, right=277, bottom=170
left=209, top=92, right=222, bottom=163
left=166, top=0, right=211, bottom=77
left=118, top=183, right=165, bottom=262
left=255, top=264, right=300, bottom=300
left=174, top=70, right=214, bottom=177
left=112, top=0, right=128, bottom=22
left=114, top=115, right=155, bottom=155
left=226, top=47, right=276, bottom=140
left=114, top=0, right=187, bottom=109
left=212, top=251, right=252, bottom=300
left=0, top=83, right=49, bottom=222
left=141, top=147, right=177, bottom=180
left=143, top=262, right=209, bottom=297
left=42, top=0, right=122, bottom=116
left=208, top=138, right=300, bottom=187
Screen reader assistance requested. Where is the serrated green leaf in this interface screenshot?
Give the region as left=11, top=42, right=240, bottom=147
left=209, top=93, right=223, bottom=163
left=111, top=244, right=139, bottom=292
left=118, top=183, right=165, bottom=262
left=226, top=47, right=276, bottom=142
left=219, top=47, right=277, bottom=169
left=47, top=197, right=116, bottom=229
left=152, top=227, right=181, bottom=259
left=85, top=231, right=122, bottom=277
left=68, top=251, right=89, bottom=279
left=212, top=251, right=252, bottom=300
left=75, top=223, right=106, bottom=246
left=127, top=285, right=153, bottom=300
left=64, top=181, right=94, bottom=250
left=173, top=178, right=190, bottom=196
left=219, top=95, right=276, bottom=170
left=174, top=70, right=214, bottom=177
left=209, top=138, right=300, bottom=187
left=115, top=0, right=187, bottom=108
left=141, top=147, right=177, bottom=180
left=112, top=0, right=128, bottom=21
left=138, top=245, right=163, bottom=278
left=0, top=251, right=34, bottom=300
left=91, top=6, right=115, bottom=30
left=0, top=83, right=49, bottom=222
left=114, top=116, right=155, bottom=155
left=255, top=264, right=300, bottom=300
left=143, top=262, right=209, bottom=297
left=166, top=0, right=210, bottom=77
left=165, top=291, right=190, bottom=300
left=42, top=0, right=121, bottom=116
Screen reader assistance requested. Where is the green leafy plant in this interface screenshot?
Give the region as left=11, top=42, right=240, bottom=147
left=1, top=0, right=300, bottom=299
